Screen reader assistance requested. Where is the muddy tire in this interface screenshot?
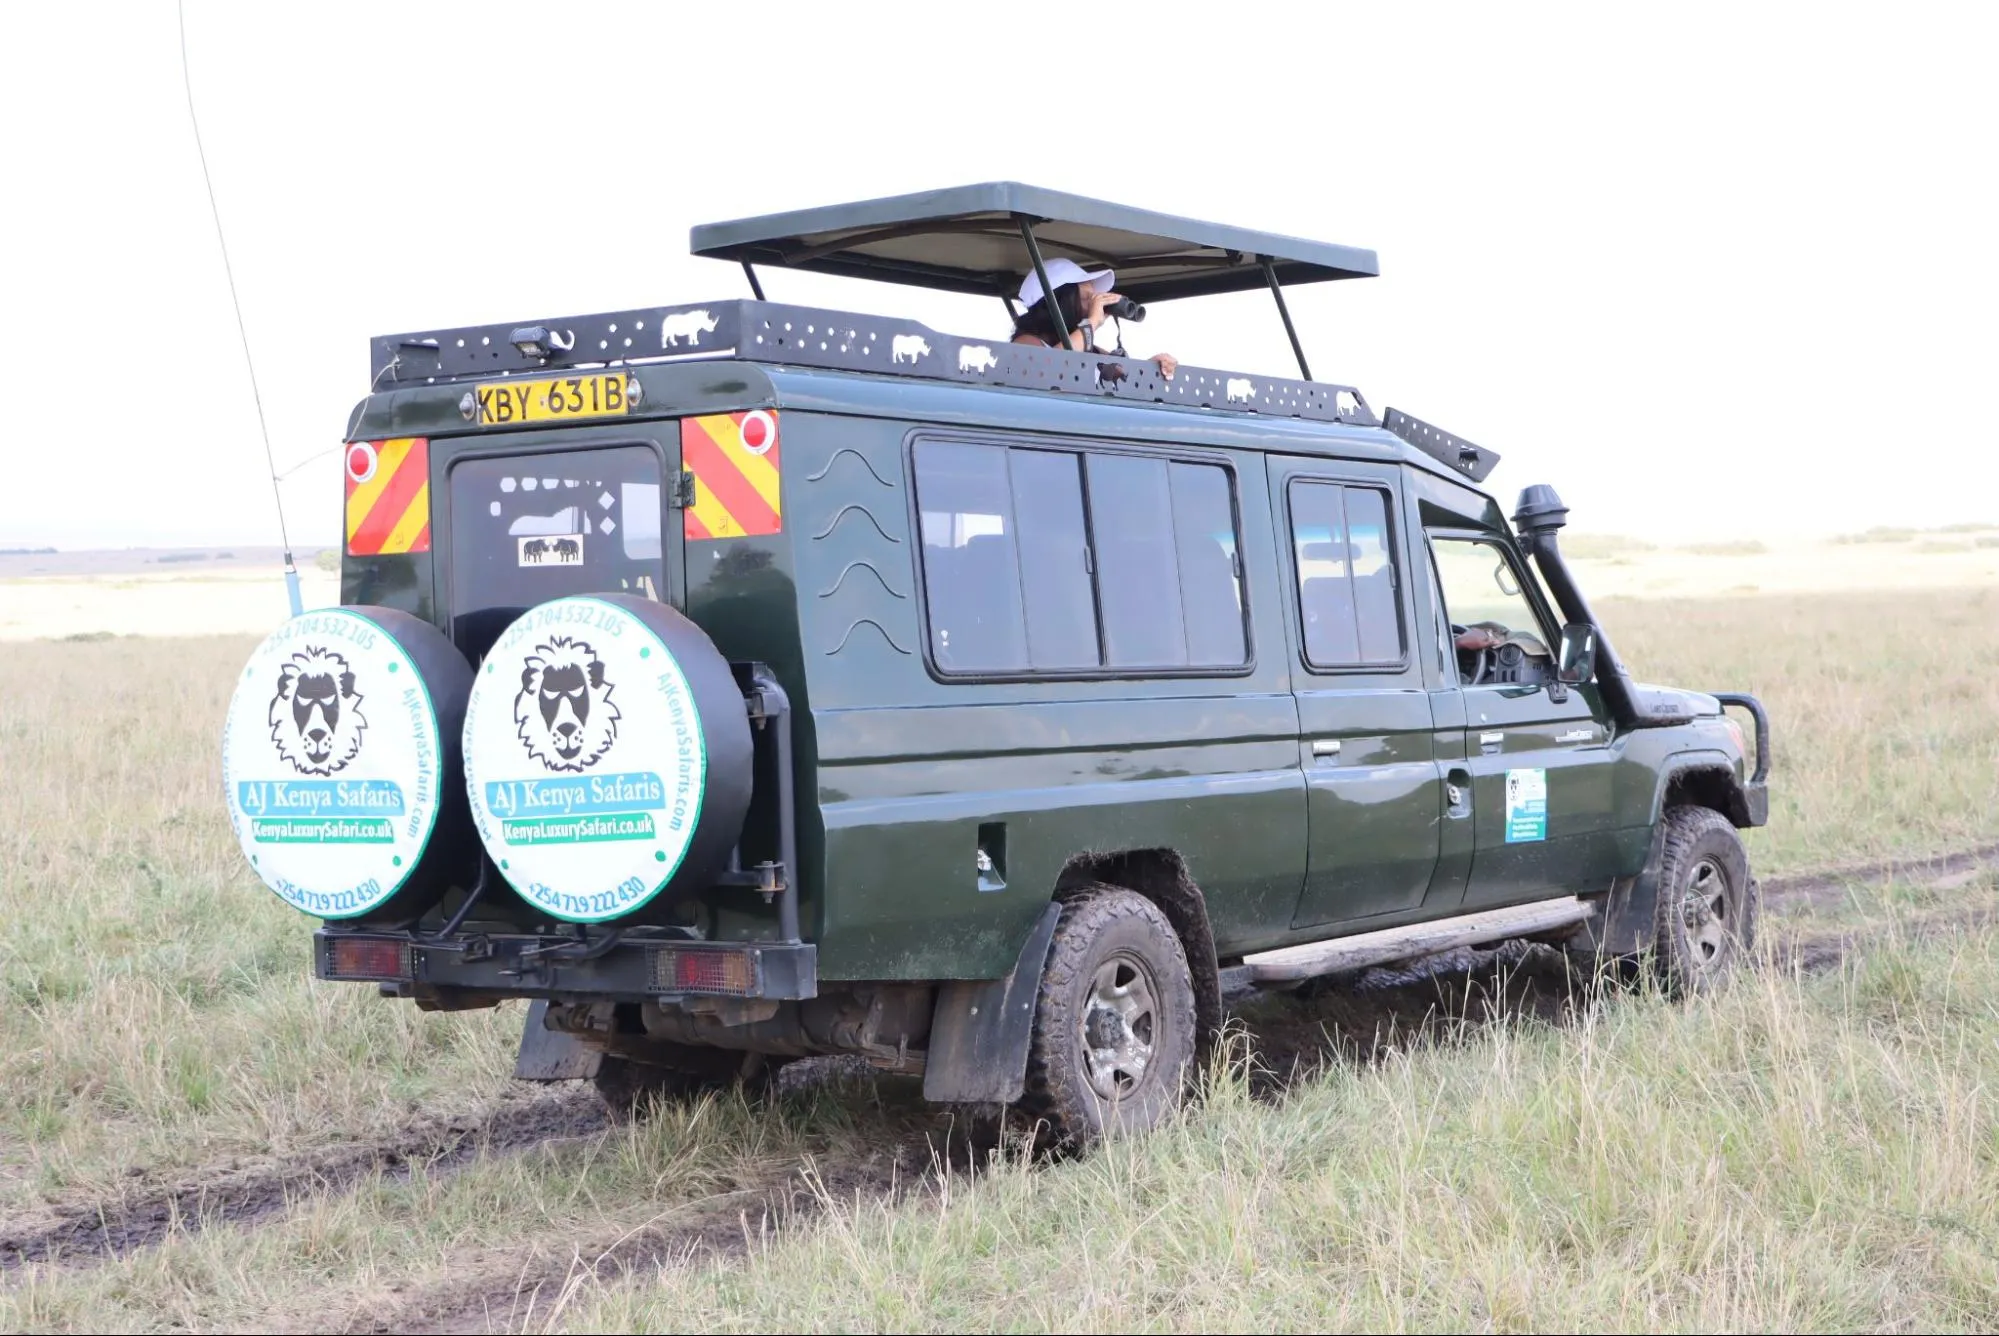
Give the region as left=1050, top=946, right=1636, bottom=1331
left=593, top=1046, right=779, bottom=1124
left=1651, top=805, right=1758, bottom=995
left=1014, top=887, right=1197, bottom=1149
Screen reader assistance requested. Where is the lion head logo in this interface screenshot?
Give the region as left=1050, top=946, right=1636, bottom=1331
left=515, top=636, right=620, bottom=772
left=269, top=647, right=366, bottom=775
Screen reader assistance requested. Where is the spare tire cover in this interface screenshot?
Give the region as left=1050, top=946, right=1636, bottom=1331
left=462, top=594, right=752, bottom=923
left=221, top=605, right=474, bottom=921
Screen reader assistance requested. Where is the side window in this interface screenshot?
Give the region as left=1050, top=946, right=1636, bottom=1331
left=1087, top=455, right=1247, bottom=669
left=1089, top=453, right=1187, bottom=667
left=1288, top=480, right=1405, bottom=669
left=1168, top=461, right=1247, bottom=667
left=1428, top=536, right=1555, bottom=684
left=1010, top=449, right=1098, bottom=670
left=914, top=439, right=1247, bottom=676
left=914, top=440, right=1029, bottom=672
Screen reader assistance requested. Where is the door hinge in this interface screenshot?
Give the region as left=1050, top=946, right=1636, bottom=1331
left=670, top=471, right=698, bottom=508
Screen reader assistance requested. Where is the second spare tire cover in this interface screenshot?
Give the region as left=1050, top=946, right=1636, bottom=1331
left=462, top=594, right=752, bottom=923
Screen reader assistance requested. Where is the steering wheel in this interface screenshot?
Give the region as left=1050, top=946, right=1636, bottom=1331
left=1450, top=623, right=1489, bottom=686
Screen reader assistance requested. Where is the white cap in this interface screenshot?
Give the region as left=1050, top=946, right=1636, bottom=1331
left=1017, top=257, right=1115, bottom=309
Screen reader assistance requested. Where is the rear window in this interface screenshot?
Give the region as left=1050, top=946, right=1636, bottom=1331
left=448, top=444, right=665, bottom=658
left=913, top=438, right=1247, bottom=676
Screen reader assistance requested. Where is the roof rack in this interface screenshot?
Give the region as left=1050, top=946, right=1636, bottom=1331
left=370, top=300, right=1499, bottom=482
left=371, top=299, right=1381, bottom=429
left=1381, top=409, right=1499, bottom=483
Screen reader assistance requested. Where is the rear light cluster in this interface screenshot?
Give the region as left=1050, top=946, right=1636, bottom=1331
left=325, top=936, right=415, bottom=982
left=650, top=946, right=758, bottom=996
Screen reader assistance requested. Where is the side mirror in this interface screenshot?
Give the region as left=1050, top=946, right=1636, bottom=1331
left=1556, top=622, right=1597, bottom=684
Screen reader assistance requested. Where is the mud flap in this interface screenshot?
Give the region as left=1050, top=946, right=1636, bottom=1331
left=1568, top=873, right=1658, bottom=957
left=922, top=902, right=1061, bottom=1105
left=512, top=999, right=604, bottom=1081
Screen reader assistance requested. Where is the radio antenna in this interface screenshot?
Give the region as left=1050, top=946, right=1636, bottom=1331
left=177, top=0, right=303, bottom=616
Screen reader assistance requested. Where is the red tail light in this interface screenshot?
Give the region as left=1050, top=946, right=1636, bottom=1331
left=650, top=947, right=758, bottom=996
left=326, top=936, right=414, bottom=982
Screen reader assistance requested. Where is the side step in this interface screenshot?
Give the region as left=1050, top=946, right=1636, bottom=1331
left=1240, top=896, right=1596, bottom=984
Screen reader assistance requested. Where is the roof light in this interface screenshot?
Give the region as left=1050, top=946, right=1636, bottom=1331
left=510, top=326, right=575, bottom=360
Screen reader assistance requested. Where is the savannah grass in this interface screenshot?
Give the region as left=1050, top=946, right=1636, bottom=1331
left=0, top=586, right=1994, bottom=1331
left=571, top=905, right=1999, bottom=1333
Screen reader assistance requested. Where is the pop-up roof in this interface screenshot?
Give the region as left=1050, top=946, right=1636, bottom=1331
left=690, top=182, right=1378, bottom=304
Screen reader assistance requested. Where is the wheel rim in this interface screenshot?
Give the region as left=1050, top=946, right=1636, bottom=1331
left=1681, top=856, right=1734, bottom=969
left=1080, top=950, right=1160, bottom=1102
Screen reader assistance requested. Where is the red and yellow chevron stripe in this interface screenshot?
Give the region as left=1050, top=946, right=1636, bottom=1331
left=344, top=437, right=431, bottom=555
left=682, top=412, right=781, bottom=540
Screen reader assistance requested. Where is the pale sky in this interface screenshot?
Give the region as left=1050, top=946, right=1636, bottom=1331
left=3, top=2, right=1994, bottom=549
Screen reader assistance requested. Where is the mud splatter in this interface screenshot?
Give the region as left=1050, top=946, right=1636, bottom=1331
left=0, top=1087, right=604, bottom=1271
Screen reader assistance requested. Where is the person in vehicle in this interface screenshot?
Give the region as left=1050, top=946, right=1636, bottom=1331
left=1012, top=258, right=1178, bottom=379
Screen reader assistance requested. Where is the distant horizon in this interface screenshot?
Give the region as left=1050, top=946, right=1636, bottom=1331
left=9, top=518, right=1996, bottom=558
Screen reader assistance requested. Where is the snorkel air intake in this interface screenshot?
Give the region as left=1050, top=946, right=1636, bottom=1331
left=1513, top=485, right=1689, bottom=730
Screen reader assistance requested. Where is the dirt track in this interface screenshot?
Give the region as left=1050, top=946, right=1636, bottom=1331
left=4, top=843, right=1994, bottom=1332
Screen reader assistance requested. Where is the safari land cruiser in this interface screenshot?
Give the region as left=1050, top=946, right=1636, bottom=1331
left=221, top=184, right=1770, bottom=1144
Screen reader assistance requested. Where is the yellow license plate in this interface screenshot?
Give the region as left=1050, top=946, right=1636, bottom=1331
left=475, top=373, right=632, bottom=426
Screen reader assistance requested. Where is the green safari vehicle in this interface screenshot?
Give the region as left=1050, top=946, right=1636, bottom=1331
left=218, top=184, right=1770, bottom=1144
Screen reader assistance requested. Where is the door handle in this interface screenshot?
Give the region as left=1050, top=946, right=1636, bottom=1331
left=1310, top=738, right=1342, bottom=758
left=1479, top=730, right=1504, bottom=756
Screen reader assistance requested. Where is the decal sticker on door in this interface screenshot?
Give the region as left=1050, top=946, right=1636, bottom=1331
left=1505, top=768, right=1548, bottom=843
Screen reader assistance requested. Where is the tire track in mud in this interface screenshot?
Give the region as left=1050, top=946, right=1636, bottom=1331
left=373, top=847, right=1999, bottom=1335
left=0, top=1086, right=607, bottom=1273
left=11, top=843, right=1997, bottom=1305
left=341, top=1134, right=963, bottom=1336
left=1760, top=840, right=1999, bottom=910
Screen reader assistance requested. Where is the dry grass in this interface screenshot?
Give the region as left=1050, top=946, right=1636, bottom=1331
left=568, top=914, right=1999, bottom=1333
left=0, top=583, right=1995, bottom=1331
left=1605, top=587, right=1999, bottom=872
left=0, top=637, right=519, bottom=1215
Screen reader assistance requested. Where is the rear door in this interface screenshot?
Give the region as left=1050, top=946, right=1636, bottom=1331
left=1269, top=458, right=1444, bottom=928
left=439, top=430, right=680, bottom=661
left=1425, top=529, right=1622, bottom=907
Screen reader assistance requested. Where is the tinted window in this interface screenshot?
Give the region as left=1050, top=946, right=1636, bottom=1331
left=914, top=440, right=1027, bottom=672
left=1170, top=462, right=1247, bottom=666
left=449, top=444, right=665, bottom=659
left=1290, top=481, right=1404, bottom=668
left=915, top=439, right=1248, bottom=677
left=1010, top=450, right=1098, bottom=670
left=1344, top=488, right=1402, bottom=662
left=1089, top=454, right=1188, bottom=667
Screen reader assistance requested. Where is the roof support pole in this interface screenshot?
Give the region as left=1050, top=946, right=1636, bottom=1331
left=741, top=261, right=766, bottom=301
left=1015, top=215, right=1072, bottom=348
left=1262, top=258, right=1312, bottom=381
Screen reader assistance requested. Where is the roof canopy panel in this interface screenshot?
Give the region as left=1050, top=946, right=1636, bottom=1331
left=690, top=182, right=1378, bottom=303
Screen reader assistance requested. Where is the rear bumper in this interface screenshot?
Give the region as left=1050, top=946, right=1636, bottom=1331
left=313, top=928, right=818, bottom=1003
